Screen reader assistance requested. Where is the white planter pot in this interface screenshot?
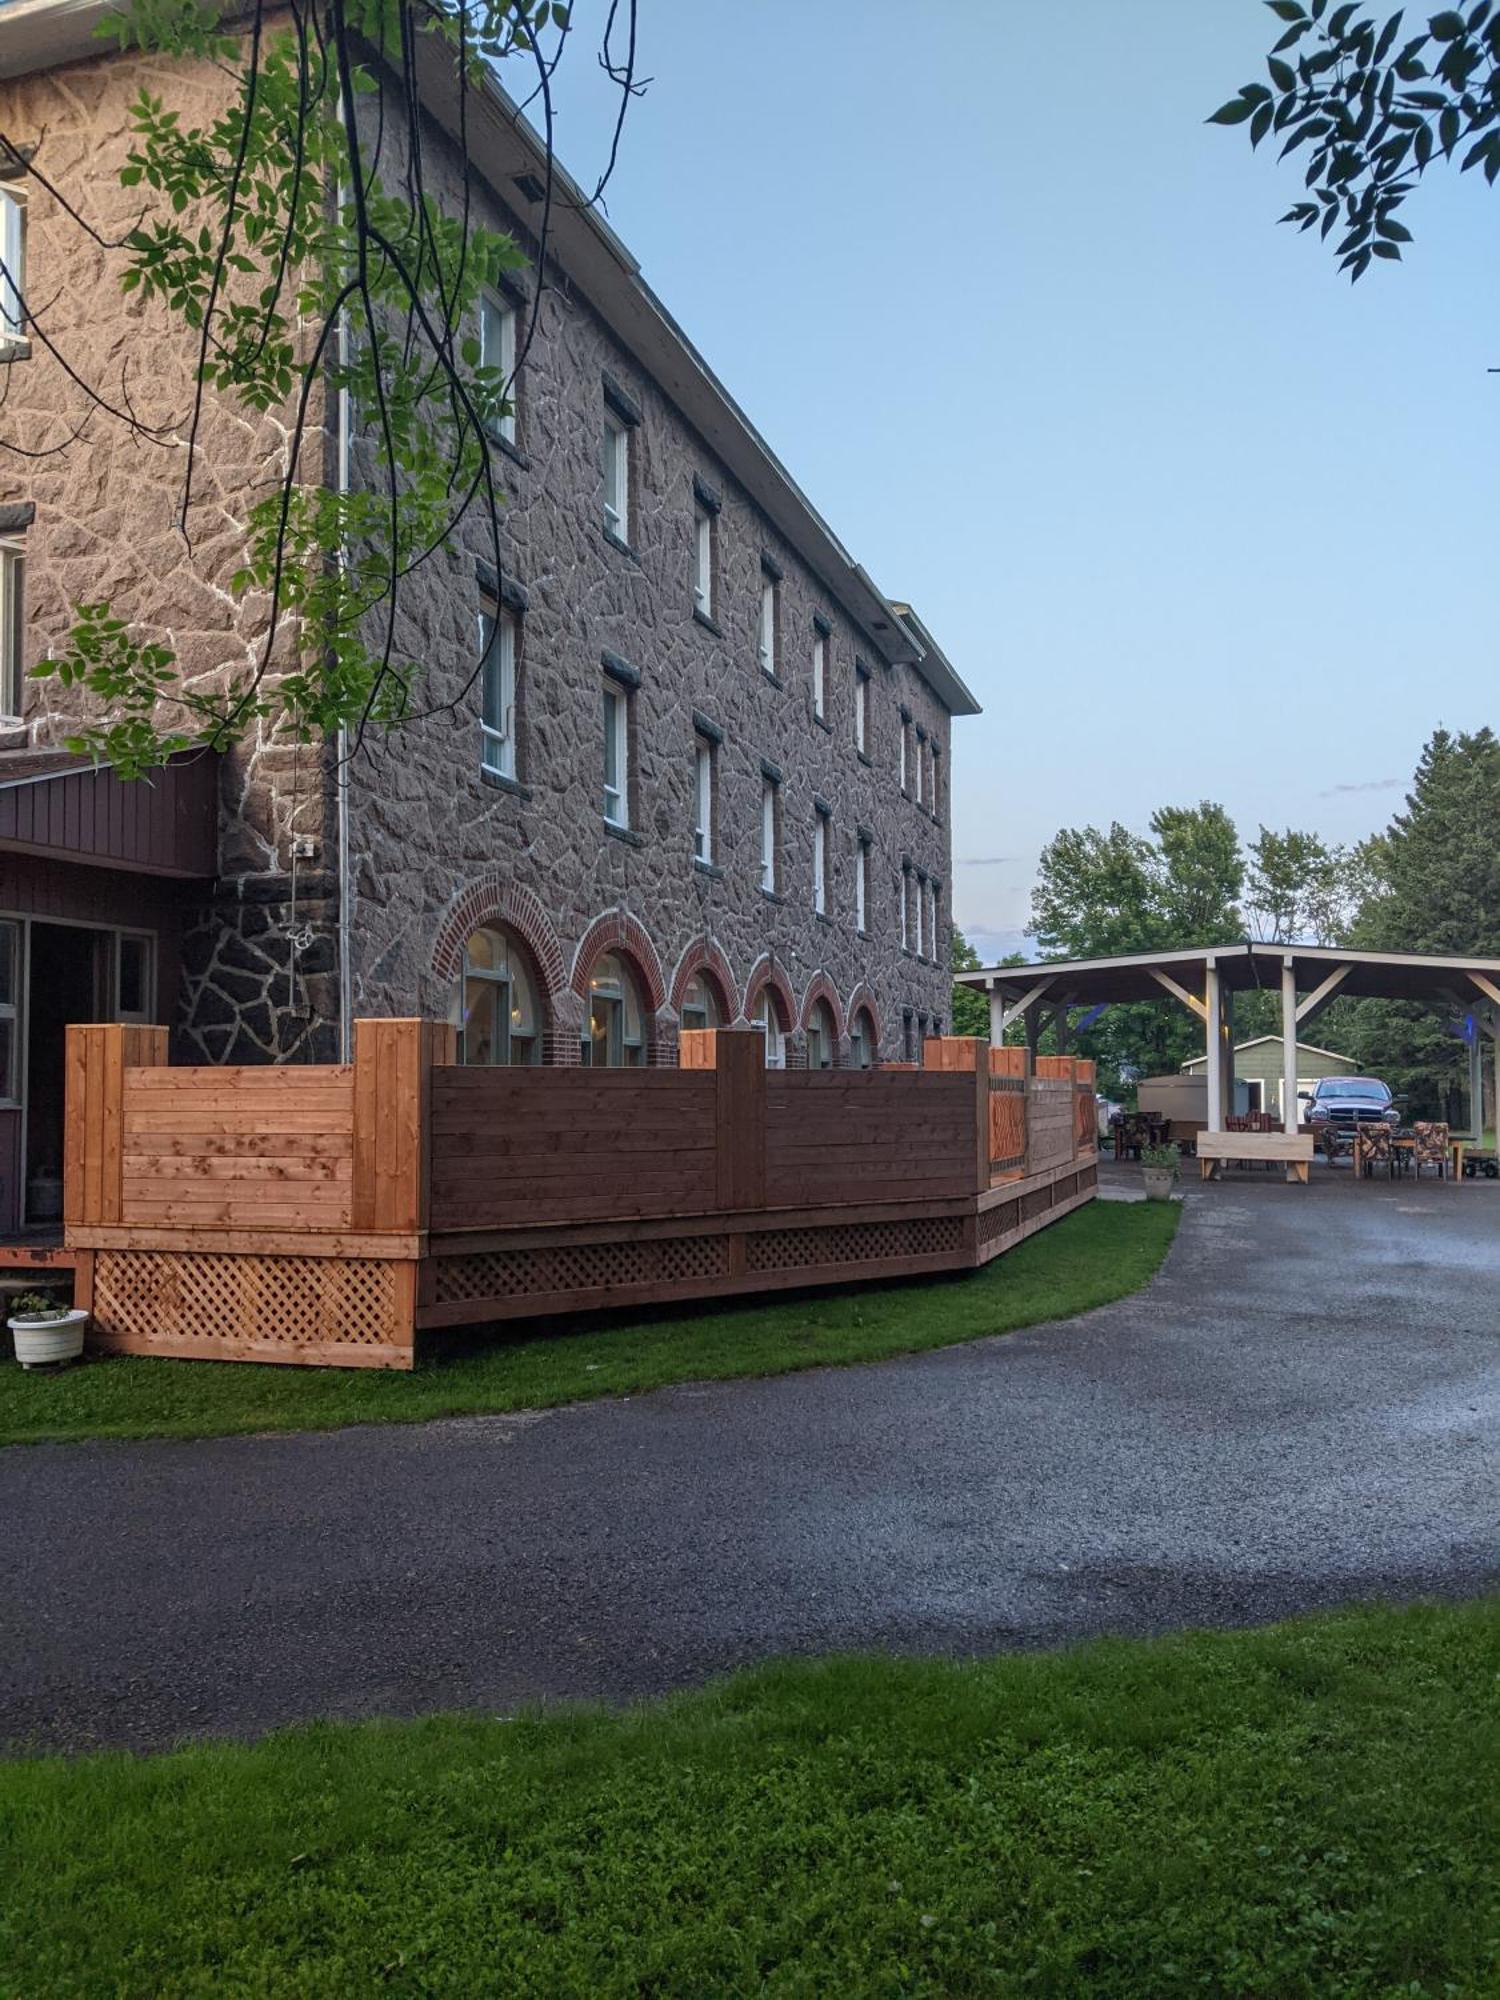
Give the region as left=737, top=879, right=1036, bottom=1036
left=9, top=1309, right=88, bottom=1369
left=1141, top=1168, right=1177, bottom=1202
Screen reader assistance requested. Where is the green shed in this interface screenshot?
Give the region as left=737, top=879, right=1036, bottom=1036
left=1181, top=1036, right=1358, bottom=1120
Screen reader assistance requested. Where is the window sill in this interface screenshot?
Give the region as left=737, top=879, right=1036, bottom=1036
left=812, top=713, right=832, bottom=734
left=603, top=819, right=643, bottom=847
left=490, top=428, right=529, bottom=471
left=856, top=749, right=873, bottom=768
left=759, top=669, right=785, bottom=691
left=856, top=928, right=872, bottom=942
left=760, top=886, right=785, bottom=906
left=691, top=606, right=722, bottom=639
left=814, top=910, right=833, bottom=927
left=479, top=767, right=531, bottom=800
left=693, top=857, right=724, bottom=879
left=0, top=338, right=31, bottom=363
left=601, top=526, right=639, bottom=564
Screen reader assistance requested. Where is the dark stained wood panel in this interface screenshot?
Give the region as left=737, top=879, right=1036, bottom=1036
left=0, top=751, right=218, bottom=878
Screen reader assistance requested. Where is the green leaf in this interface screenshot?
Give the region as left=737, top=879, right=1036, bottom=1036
left=1268, top=55, right=1298, bottom=90
left=1207, top=96, right=1257, bottom=124
left=1371, top=239, right=1403, bottom=254
left=1376, top=212, right=1414, bottom=235
left=1252, top=101, right=1275, bottom=145
left=1267, top=0, right=1306, bottom=16
left=1439, top=102, right=1461, bottom=147
left=1427, top=8, right=1466, bottom=35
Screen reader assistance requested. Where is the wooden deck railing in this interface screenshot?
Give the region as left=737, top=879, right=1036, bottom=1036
left=63, top=1024, right=1097, bottom=1370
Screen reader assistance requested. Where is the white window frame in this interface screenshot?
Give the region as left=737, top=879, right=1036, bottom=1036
left=856, top=838, right=869, bottom=934
left=812, top=627, right=827, bottom=720
left=115, top=931, right=155, bottom=1025
left=603, top=412, right=630, bottom=543
left=0, top=187, right=24, bottom=345
left=0, top=917, right=18, bottom=1105
left=760, top=778, right=777, bottom=893
left=930, top=744, right=941, bottom=819
left=693, top=504, right=713, bottom=617
left=0, top=540, right=23, bottom=721
left=693, top=737, right=713, bottom=863
left=900, top=867, right=910, bottom=951
left=812, top=811, right=828, bottom=916
left=479, top=604, right=518, bottom=780
left=899, top=719, right=909, bottom=793
left=914, top=731, right=926, bottom=808
left=757, top=575, right=778, bottom=677
left=479, top=290, right=518, bottom=444
left=854, top=667, right=869, bottom=754
left=602, top=680, right=629, bottom=827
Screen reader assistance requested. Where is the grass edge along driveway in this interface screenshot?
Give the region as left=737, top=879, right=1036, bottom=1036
left=2, top=1598, right=1495, bottom=1997
left=0, top=1200, right=1177, bottom=1448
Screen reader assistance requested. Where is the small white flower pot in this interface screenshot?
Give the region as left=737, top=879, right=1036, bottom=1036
left=1141, top=1168, right=1177, bottom=1202
left=9, top=1309, right=88, bottom=1369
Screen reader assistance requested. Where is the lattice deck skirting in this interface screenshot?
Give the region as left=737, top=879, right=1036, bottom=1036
left=88, top=1249, right=414, bottom=1369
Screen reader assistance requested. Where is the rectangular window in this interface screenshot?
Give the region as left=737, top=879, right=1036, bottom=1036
left=0, top=540, right=23, bottom=719
left=914, top=731, right=926, bottom=807
left=758, top=574, right=778, bottom=677
left=602, top=680, right=629, bottom=826
left=603, top=412, right=630, bottom=543
left=0, top=918, right=17, bottom=1103
left=812, top=808, right=829, bottom=915
left=479, top=604, right=518, bottom=780
left=899, top=715, right=910, bottom=793
left=930, top=744, right=942, bottom=820
left=854, top=665, right=869, bottom=754
left=693, top=736, right=714, bottom=863
left=916, top=873, right=928, bottom=958
left=856, top=837, right=870, bottom=934
left=900, top=865, right=911, bottom=951
left=693, top=504, right=713, bottom=617
left=926, top=879, right=939, bottom=958
left=812, top=626, right=827, bottom=720
left=0, top=187, right=24, bottom=344
left=760, top=777, right=779, bottom=893
left=116, top=932, right=154, bottom=1024
left=479, top=290, right=517, bottom=444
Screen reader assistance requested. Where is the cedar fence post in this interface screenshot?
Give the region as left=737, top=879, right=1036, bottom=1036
left=64, top=1022, right=169, bottom=1230
left=351, top=1018, right=455, bottom=1235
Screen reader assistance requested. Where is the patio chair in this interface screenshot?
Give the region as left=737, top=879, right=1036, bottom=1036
left=1355, top=1121, right=1394, bottom=1180
left=1411, top=1121, right=1450, bottom=1180
left=1320, top=1127, right=1345, bottom=1165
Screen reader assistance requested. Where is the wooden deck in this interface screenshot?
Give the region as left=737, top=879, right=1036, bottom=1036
left=61, top=1024, right=1099, bottom=1369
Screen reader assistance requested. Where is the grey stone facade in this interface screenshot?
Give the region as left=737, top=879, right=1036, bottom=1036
left=1, top=40, right=970, bottom=1069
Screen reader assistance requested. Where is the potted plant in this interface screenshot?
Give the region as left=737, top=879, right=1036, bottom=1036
left=7, top=1291, right=88, bottom=1370
left=1140, top=1141, right=1180, bottom=1202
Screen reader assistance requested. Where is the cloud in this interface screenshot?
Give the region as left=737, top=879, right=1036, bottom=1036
left=1318, top=778, right=1401, bottom=797
left=954, top=855, right=1016, bottom=867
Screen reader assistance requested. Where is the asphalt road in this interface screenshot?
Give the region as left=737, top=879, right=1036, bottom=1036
left=3, top=1176, right=1496, bottom=1753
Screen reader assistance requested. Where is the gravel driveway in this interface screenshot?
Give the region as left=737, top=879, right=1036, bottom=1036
left=3, top=1177, right=1495, bottom=1753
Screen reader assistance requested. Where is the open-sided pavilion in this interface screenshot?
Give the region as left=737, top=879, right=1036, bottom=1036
left=957, top=943, right=1500, bottom=1178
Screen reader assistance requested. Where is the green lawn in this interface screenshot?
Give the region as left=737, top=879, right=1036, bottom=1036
left=2, top=1599, right=1494, bottom=1998
left=0, top=1199, right=1177, bottom=1447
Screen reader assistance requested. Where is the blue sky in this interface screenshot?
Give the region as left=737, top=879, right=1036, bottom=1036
left=550, top=0, right=1498, bottom=962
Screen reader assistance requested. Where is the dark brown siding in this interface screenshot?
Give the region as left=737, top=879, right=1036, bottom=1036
left=0, top=754, right=218, bottom=878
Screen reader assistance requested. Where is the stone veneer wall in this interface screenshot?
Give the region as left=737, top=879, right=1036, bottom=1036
left=0, top=28, right=338, bottom=1062
left=336, top=77, right=958, bottom=1065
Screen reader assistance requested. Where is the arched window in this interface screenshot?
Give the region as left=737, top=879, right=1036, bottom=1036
left=850, top=1006, right=877, bottom=1069
left=680, top=971, right=723, bottom=1033
left=584, top=949, right=648, bottom=1066
left=806, top=998, right=837, bottom=1070
left=456, top=925, right=542, bottom=1065
left=752, top=985, right=790, bottom=1069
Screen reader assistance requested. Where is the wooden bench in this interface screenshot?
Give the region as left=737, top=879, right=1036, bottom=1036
left=1196, top=1131, right=1315, bottom=1185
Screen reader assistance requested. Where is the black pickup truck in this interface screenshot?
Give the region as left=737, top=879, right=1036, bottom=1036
left=1302, top=1076, right=1400, bottom=1148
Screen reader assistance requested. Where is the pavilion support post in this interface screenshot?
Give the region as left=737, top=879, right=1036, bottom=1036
left=1468, top=1027, right=1484, bottom=1141
left=1053, top=1007, right=1071, bottom=1056
left=988, top=988, right=1005, bottom=1047
left=1281, top=959, right=1299, bottom=1134
left=1204, top=965, right=1224, bottom=1134
left=1221, top=988, right=1236, bottom=1125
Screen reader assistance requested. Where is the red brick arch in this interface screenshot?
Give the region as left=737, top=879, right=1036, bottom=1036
left=569, top=907, right=668, bottom=1012
left=431, top=876, right=567, bottom=1000
left=743, top=955, right=796, bottom=1030
left=669, top=937, right=740, bottom=1023
left=844, top=982, right=881, bottom=1045
left=798, top=970, right=845, bottom=1041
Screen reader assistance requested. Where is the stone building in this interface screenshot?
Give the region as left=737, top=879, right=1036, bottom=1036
left=0, top=3, right=977, bottom=1232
